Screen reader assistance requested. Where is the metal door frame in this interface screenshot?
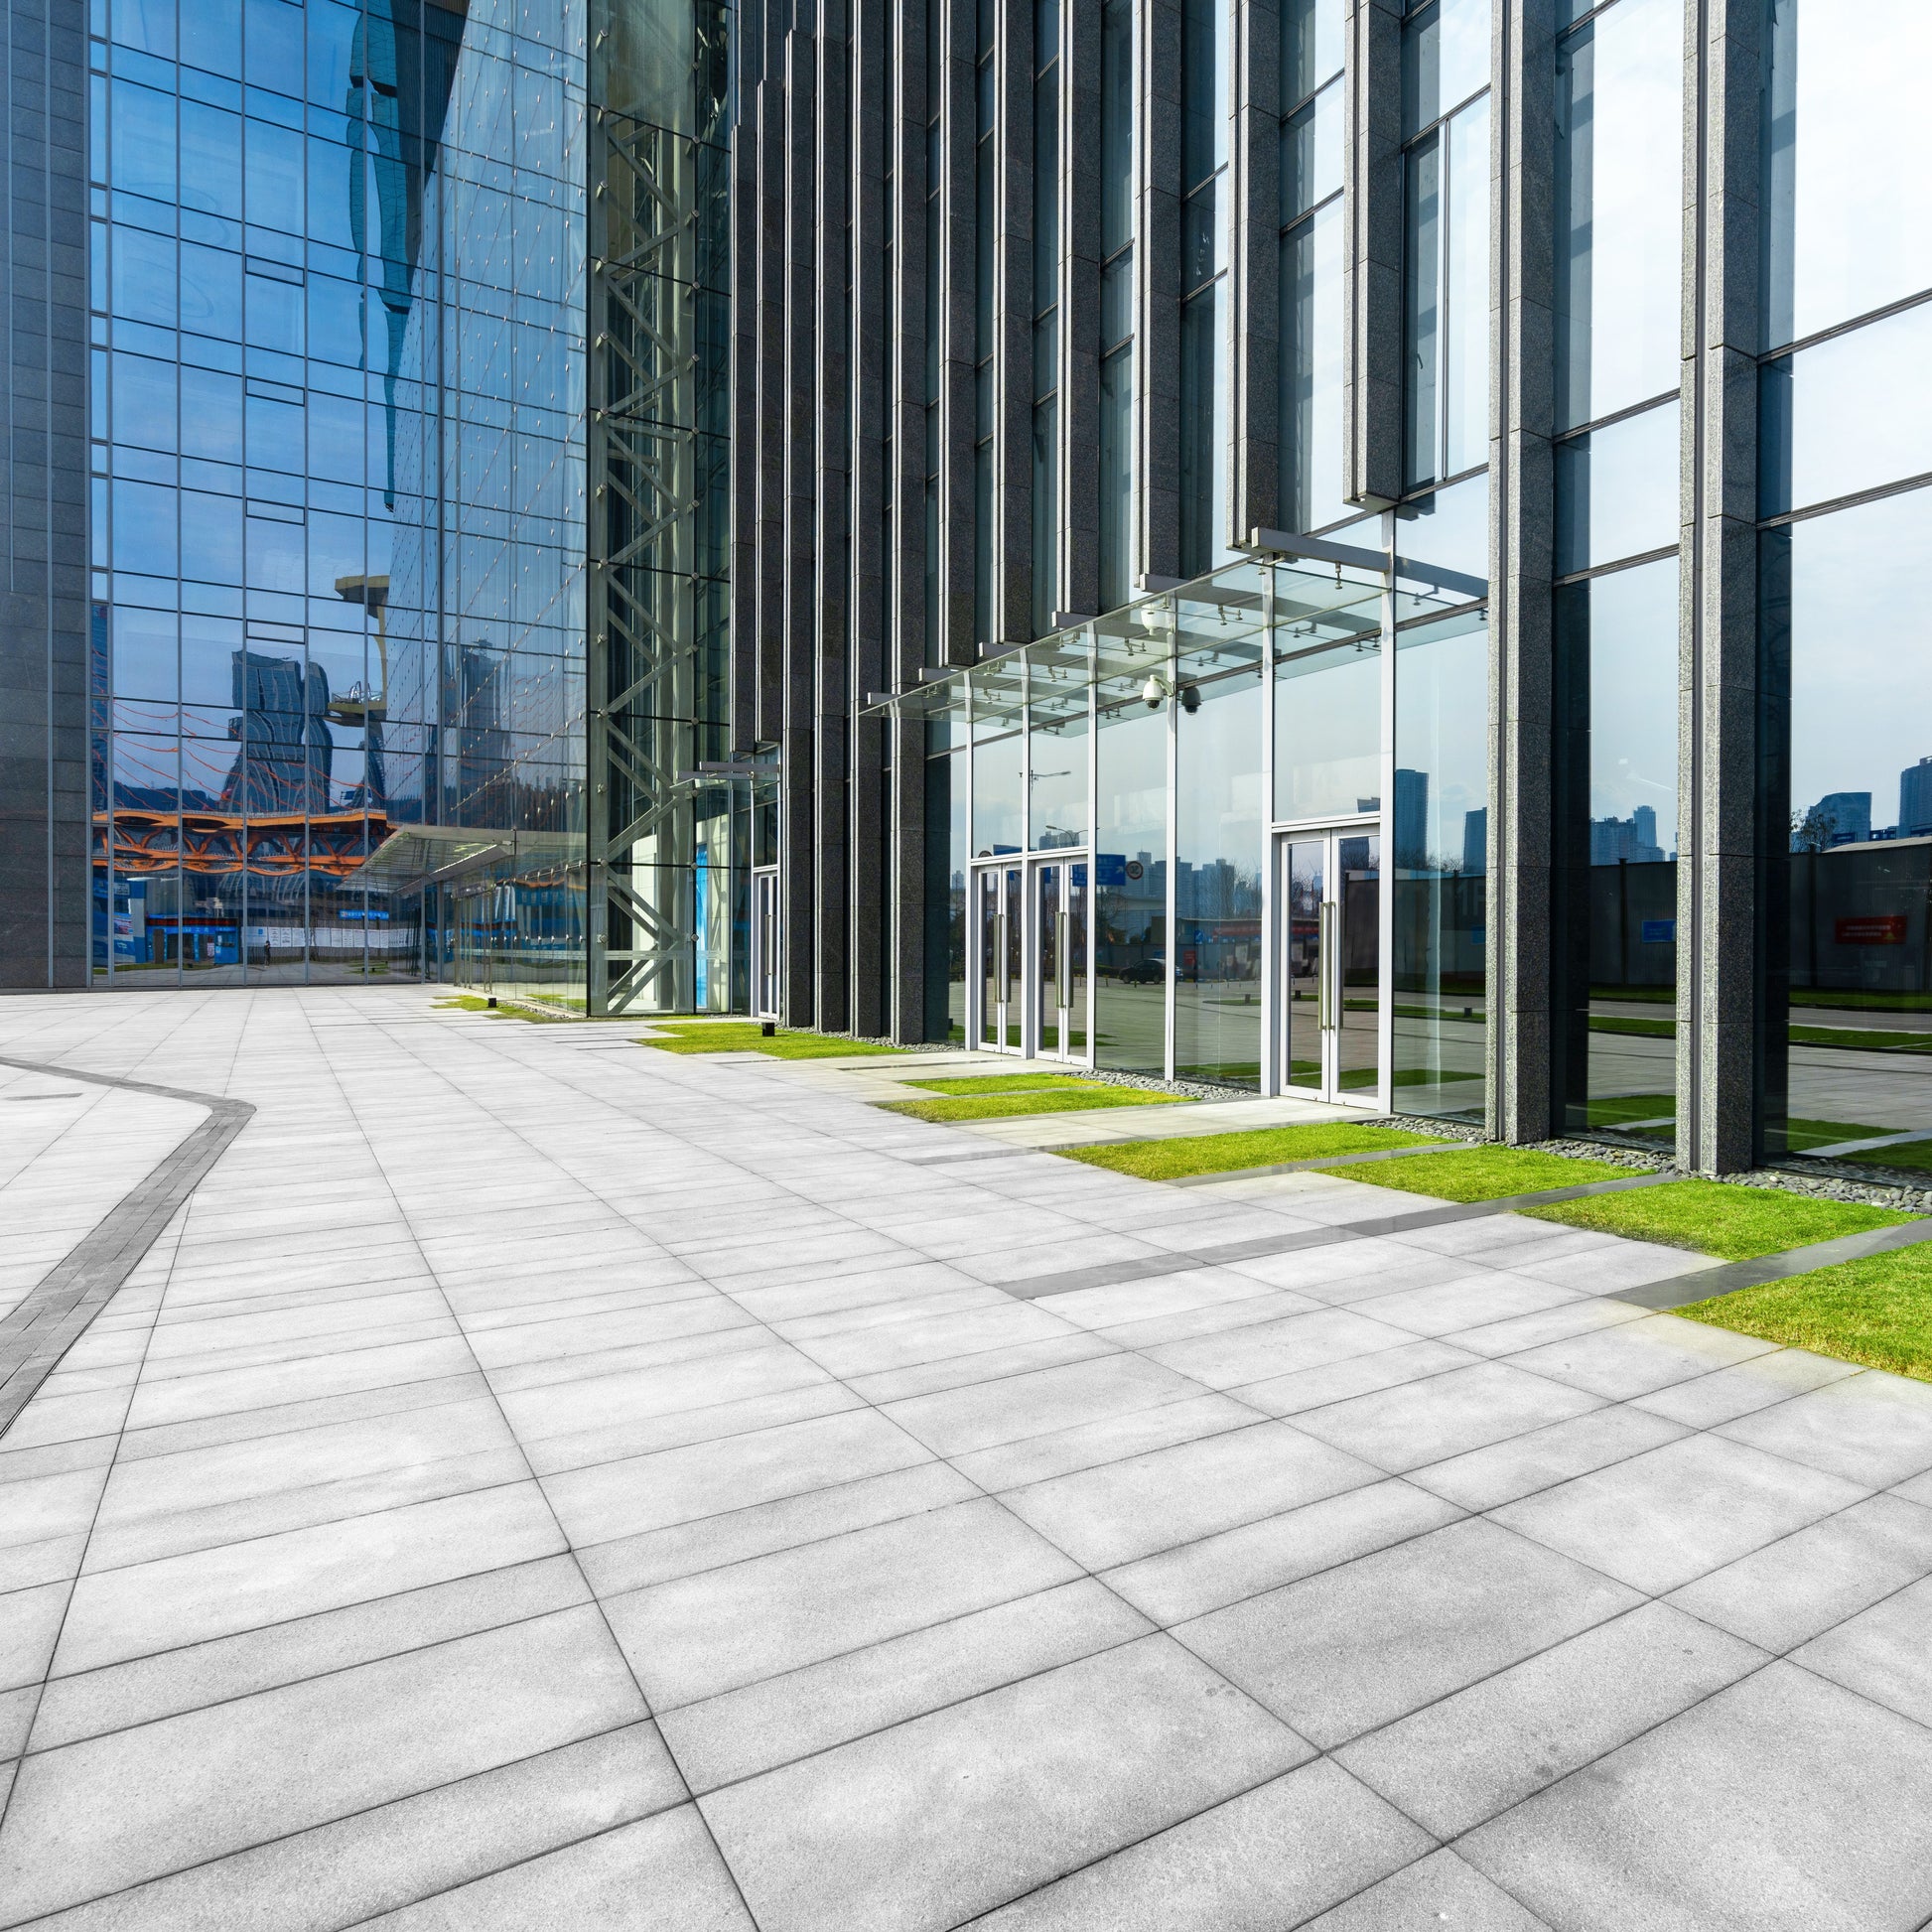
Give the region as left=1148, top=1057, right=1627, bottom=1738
left=1028, top=851, right=1094, bottom=1067
left=1274, top=821, right=1385, bottom=1109
left=751, top=866, right=780, bottom=1019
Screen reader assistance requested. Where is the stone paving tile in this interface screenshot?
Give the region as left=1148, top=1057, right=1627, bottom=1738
left=8, top=987, right=1932, bottom=1929
left=1458, top=1662, right=1932, bottom=1932
left=697, top=1635, right=1311, bottom=1932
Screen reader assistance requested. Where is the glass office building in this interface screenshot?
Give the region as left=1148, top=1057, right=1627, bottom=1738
left=7, top=0, right=1929, bottom=1179
left=39, top=0, right=732, bottom=1005
left=733, top=0, right=1932, bottom=1185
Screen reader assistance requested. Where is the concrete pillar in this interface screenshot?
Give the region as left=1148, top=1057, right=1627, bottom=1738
left=1680, top=0, right=1762, bottom=1175
left=1342, top=0, right=1403, bottom=511
left=1488, top=0, right=1559, bottom=1143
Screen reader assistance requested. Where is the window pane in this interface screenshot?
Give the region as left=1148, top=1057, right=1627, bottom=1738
left=1403, top=0, right=1489, bottom=136
left=1275, top=639, right=1381, bottom=822
left=1029, top=697, right=1086, bottom=848
left=1281, top=77, right=1342, bottom=221
left=1179, top=281, right=1222, bottom=576
left=1181, top=0, right=1227, bottom=193
left=1555, top=398, right=1680, bottom=574
left=1280, top=203, right=1348, bottom=531
left=1757, top=484, right=1932, bottom=1170
left=1099, top=344, right=1134, bottom=608
left=1553, top=0, right=1682, bottom=431
left=1283, top=0, right=1344, bottom=107
left=1095, top=693, right=1168, bottom=1073
left=1392, top=611, right=1488, bottom=1119
left=1759, top=303, right=1932, bottom=518
left=1174, top=662, right=1263, bottom=1086
left=1553, top=558, right=1680, bottom=1140
left=1100, top=0, right=1134, bottom=256
left=1443, top=96, right=1489, bottom=476
left=1404, top=135, right=1442, bottom=485
left=1762, top=0, right=1932, bottom=348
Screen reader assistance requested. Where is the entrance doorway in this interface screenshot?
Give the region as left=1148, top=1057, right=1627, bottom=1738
left=1034, top=859, right=1089, bottom=1062
left=752, top=867, right=780, bottom=1018
left=1279, top=828, right=1381, bottom=1102
left=973, top=856, right=1092, bottom=1059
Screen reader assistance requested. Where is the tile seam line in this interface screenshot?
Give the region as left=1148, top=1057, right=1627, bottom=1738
left=0, top=1717, right=689, bottom=1931
left=0, top=1057, right=255, bottom=1443
left=285, top=1003, right=753, bottom=1911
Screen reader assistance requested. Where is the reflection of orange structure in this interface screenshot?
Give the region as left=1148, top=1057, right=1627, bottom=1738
left=96, top=809, right=393, bottom=878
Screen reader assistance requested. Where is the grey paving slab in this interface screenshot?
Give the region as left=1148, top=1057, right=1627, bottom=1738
left=1792, top=1574, right=1932, bottom=1727
left=968, top=1759, right=1432, bottom=1931
left=1458, top=1661, right=1932, bottom=1932
left=1176, top=1518, right=1642, bottom=1749
left=1491, top=1432, right=1871, bottom=1595
left=1299, top=1849, right=1553, bottom=1930
left=697, top=1634, right=1311, bottom=1932
left=1715, top=1367, right=1932, bottom=1488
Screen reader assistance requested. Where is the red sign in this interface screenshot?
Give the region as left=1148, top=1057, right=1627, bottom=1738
left=1835, top=915, right=1908, bottom=945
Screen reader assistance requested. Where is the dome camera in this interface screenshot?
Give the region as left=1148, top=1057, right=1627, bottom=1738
left=1142, top=674, right=1166, bottom=710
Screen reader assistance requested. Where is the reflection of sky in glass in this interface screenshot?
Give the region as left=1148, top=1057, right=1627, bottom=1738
left=1785, top=486, right=1932, bottom=835
left=1556, top=399, right=1678, bottom=575
left=1764, top=0, right=1932, bottom=347
left=1396, top=615, right=1486, bottom=871
left=1584, top=558, right=1678, bottom=852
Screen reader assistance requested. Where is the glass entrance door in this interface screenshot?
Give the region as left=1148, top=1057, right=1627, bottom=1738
left=751, top=868, right=780, bottom=1018
left=976, top=864, right=1024, bottom=1051
left=1280, top=830, right=1381, bottom=1102
left=1034, top=859, right=1090, bottom=1062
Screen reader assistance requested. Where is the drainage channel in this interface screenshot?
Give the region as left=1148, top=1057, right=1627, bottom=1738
left=0, top=1056, right=254, bottom=1440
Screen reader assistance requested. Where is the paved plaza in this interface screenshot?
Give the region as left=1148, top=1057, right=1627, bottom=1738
left=4, top=989, right=1932, bottom=1929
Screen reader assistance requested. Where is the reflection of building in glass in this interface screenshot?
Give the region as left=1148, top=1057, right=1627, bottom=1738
left=1393, top=768, right=1429, bottom=870
left=1793, top=790, right=1871, bottom=851
left=1591, top=807, right=1664, bottom=865
left=1901, top=759, right=1932, bottom=838
left=1461, top=807, right=1488, bottom=877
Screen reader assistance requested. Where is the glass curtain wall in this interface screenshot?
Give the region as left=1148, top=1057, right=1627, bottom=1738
left=1401, top=0, right=1488, bottom=490
left=1177, top=0, right=1229, bottom=576
left=973, top=0, right=995, bottom=644
left=1031, top=0, right=1060, bottom=637
left=1279, top=0, right=1345, bottom=533
left=1548, top=0, right=1681, bottom=1135
left=1758, top=0, right=1932, bottom=1178
left=1097, top=0, right=1134, bottom=607
left=1094, top=667, right=1168, bottom=1074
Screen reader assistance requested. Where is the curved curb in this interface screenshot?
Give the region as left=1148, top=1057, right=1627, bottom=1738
left=0, top=1056, right=254, bottom=1440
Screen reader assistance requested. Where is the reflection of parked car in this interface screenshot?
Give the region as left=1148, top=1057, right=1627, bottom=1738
left=1117, top=955, right=1166, bottom=985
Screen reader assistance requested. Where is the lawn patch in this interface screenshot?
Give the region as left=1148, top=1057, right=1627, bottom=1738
left=1521, top=1178, right=1914, bottom=1260
left=640, top=1022, right=907, bottom=1059
left=1058, top=1121, right=1449, bottom=1179
left=1311, top=1143, right=1639, bottom=1202
left=1677, top=1241, right=1932, bottom=1382
left=880, top=1087, right=1190, bottom=1123
left=902, top=1072, right=1114, bottom=1095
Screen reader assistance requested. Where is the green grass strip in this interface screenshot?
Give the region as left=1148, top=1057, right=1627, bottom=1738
left=1788, top=1025, right=1932, bottom=1052
left=433, top=996, right=572, bottom=1024
left=880, top=1087, right=1191, bottom=1123
left=1677, top=1242, right=1932, bottom=1382
left=1520, top=1178, right=1914, bottom=1260
left=1588, top=1015, right=1678, bottom=1039
left=640, top=1023, right=906, bottom=1059
left=1058, top=1121, right=1449, bottom=1179
left=1311, top=1143, right=1637, bottom=1202
left=902, top=1073, right=1114, bottom=1095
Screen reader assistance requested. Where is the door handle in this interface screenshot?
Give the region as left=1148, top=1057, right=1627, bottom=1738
left=1318, top=902, right=1333, bottom=1031
left=1055, top=912, right=1070, bottom=1009
left=997, top=915, right=1010, bottom=1003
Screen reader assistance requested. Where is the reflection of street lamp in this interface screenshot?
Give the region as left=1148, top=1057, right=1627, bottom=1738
left=330, top=575, right=389, bottom=725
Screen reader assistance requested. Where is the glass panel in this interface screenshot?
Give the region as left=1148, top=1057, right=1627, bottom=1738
left=1280, top=201, right=1348, bottom=533
left=1029, top=698, right=1087, bottom=848
left=1392, top=611, right=1488, bottom=1117
left=1337, top=833, right=1381, bottom=1091
left=1100, top=343, right=1134, bottom=609
left=1443, top=97, right=1489, bottom=477
left=1402, top=0, right=1489, bottom=136
left=972, top=720, right=1023, bottom=855
left=1181, top=0, right=1227, bottom=193
left=1759, top=485, right=1932, bottom=1173
left=1404, top=134, right=1442, bottom=485
left=979, top=867, right=1003, bottom=1045
left=1095, top=692, right=1168, bottom=1073
left=1554, top=0, right=1683, bottom=430
left=1067, top=860, right=1090, bottom=1053
left=1553, top=559, right=1680, bottom=1142
left=1032, top=396, right=1058, bottom=634
left=1276, top=639, right=1382, bottom=822
left=1759, top=303, right=1932, bottom=519
left=928, top=750, right=968, bottom=1041
left=1283, top=837, right=1324, bottom=1088
left=1038, top=863, right=1061, bottom=1054
left=1393, top=470, right=1489, bottom=593
left=1284, top=0, right=1344, bottom=108
left=1100, top=0, right=1134, bottom=256
left=1175, top=663, right=1263, bottom=1087
left=1762, top=0, right=1932, bottom=349
left=1555, top=399, right=1680, bottom=575
left=1179, top=281, right=1222, bottom=576
left=1281, top=78, right=1342, bottom=220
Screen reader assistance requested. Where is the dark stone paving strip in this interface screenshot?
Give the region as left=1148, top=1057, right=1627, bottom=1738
left=0, top=1056, right=255, bottom=1440
left=1615, top=1215, right=1932, bottom=1311
left=1001, top=1172, right=1680, bottom=1302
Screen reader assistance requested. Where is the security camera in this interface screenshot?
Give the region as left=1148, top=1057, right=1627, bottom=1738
left=1142, top=674, right=1165, bottom=709
left=1179, top=682, right=1201, bottom=714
